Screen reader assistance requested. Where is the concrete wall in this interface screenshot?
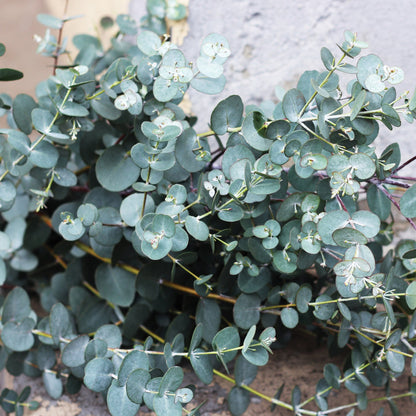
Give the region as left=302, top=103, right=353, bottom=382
left=130, top=0, right=416, bottom=165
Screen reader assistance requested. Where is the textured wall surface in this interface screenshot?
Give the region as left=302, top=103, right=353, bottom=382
left=130, top=0, right=416, bottom=163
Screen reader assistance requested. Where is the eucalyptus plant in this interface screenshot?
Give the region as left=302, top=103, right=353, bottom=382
left=0, top=2, right=416, bottom=415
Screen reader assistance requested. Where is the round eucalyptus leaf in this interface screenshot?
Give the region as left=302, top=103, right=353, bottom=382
left=37, top=13, right=63, bottom=29
left=126, top=368, right=151, bottom=404
left=337, top=301, right=352, bottom=321
left=238, top=267, right=271, bottom=294
left=84, top=357, right=114, bottom=392
left=234, top=355, right=258, bottom=387
left=357, top=54, right=383, bottom=88
left=42, top=370, right=63, bottom=399
left=189, top=324, right=203, bottom=352
left=59, top=217, right=85, bottom=241
left=12, top=94, right=37, bottom=134
left=107, top=381, right=140, bottom=416
left=344, top=368, right=367, bottom=394
left=141, top=235, right=172, bottom=260
left=317, top=210, right=349, bottom=245
left=367, top=184, right=391, bottom=220
left=196, top=298, right=221, bottom=343
left=49, top=302, right=71, bottom=345
left=269, top=139, right=289, bottom=165
left=227, top=386, right=250, bottom=416
left=242, top=341, right=269, bottom=366
left=218, top=202, right=244, bottom=222
left=0, top=389, right=18, bottom=413
left=153, top=394, right=183, bottom=416
left=94, top=324, right=122, bottom=352
left=191, top=74, right=226, bottom=95
left=386, top=350, right=405, bottom=373
left=159, top=365, right=184, bottom=395
left=281, top=307, right=299, bottom=329
left=197, top=56, right=223, bottom=78
left=95, top=264, right=136, bottom=307
left=0, top=179, right=16, bottom=213
left=29, top=140, right=59, bottom=169
left=406, top=281, right=416, bottom=310
left=175, top=129, right=208, bottom=172
left=59, top=101, right=89, bottom=117
left=190, top=348, right=213, bottom=384
left=137, top=30, right=161, bottom=56
left=323, top=363, right=341, bottom=390
left=185, top=216, right=209, bottom=241
left=313, top=295, right=336, bottom=320
left=242, top=111, right=271, bottom=151
left=1, top=318, right=35, bottom=351
left=175, top=388, right=193, bottom=404
left=400, top=183, right=416, bottom=218
left=321, top=47, right=334, bottom=70
left=53, top=167, right=77, bottom=187
left=233, top=294, right=260, bottom=330
left=84, top=339, right=108, bottom=362
left=31, top=108, right=69, bottom=140
left=332, top=227, right=368, bottom=247
left=350, top=153, right=376, bottom=180
left=153, top=76, right=180, bottom=102
left=91, top=95, right=121, bottom=120
left=295, top=285, right=312, bottom=314
left=282, top=88, right=306, bottom=122
left=152, top=214, right=175, bottom=237
left=118, top=350, right=150, bottom=386
left=211, top=95, right=244, bottom=135
left=62, top=335, right=89, bottom=368
left=2, top=286, right=31, bottom=324
left=344, top=244, right=375, bottom=277
left=77, top=203, right=99, bottom=227
left=96, top=146, right=140, bottom=192
left=365, top=74, right=385, bottom=93
left=212, top=326, right=240, bottom=363
left=10, top=249, right=38, bottom=272
left=272, top=250, right=297, bottom=274
left=7, top=130, right=31, bottom=156
left=143, top=377, right=161, bottom=410
left=116, top=14, right=137, bottom=35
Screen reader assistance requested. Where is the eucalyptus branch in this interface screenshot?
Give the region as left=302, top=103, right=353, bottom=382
left=373, top=180, right=416, bottom=231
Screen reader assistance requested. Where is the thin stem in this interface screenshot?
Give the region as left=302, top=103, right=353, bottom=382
left=74, top=241, right=236, bottom=304
left=393, top=155, right=416, bottom=174
left=86, top=74, right=135, bottom=100
left=374, top=181, right=416, bottom=231
left=336, top=194, right=348, bottom=212
left=382, top=178, right=411, bottom=189
left=1, top=81, right=73, bottom=182
left=52, top=0, right=69, bottom=75
left=298, top=51, right=347, bottom=119
left=168, top=253, right=202, bottom=282
left=140, top=324, right=165, bottom=344
left=140, top=167, right=152, bottom=219
left=44, top=244, right=68, bottom=270
left=299, top=121, right=336, bottom=149
left=212, top=369, right=303, bottom=413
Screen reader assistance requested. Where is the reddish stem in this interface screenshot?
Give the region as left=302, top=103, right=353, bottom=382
left=52, top=0, right=69, bottom=75
left=393, top=155, right=416, bottom=175
left=375, top=182, right=416, bottom=231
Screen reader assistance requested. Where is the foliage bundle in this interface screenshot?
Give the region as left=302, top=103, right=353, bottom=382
left=0, top=2, right=416, bottom=415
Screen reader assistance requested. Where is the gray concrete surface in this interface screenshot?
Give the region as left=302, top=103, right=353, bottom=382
left=130, top=0, right=416, bottom=167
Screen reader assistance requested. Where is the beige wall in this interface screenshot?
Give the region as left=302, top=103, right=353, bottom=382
left=0, top=0, right=128, bottom=97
